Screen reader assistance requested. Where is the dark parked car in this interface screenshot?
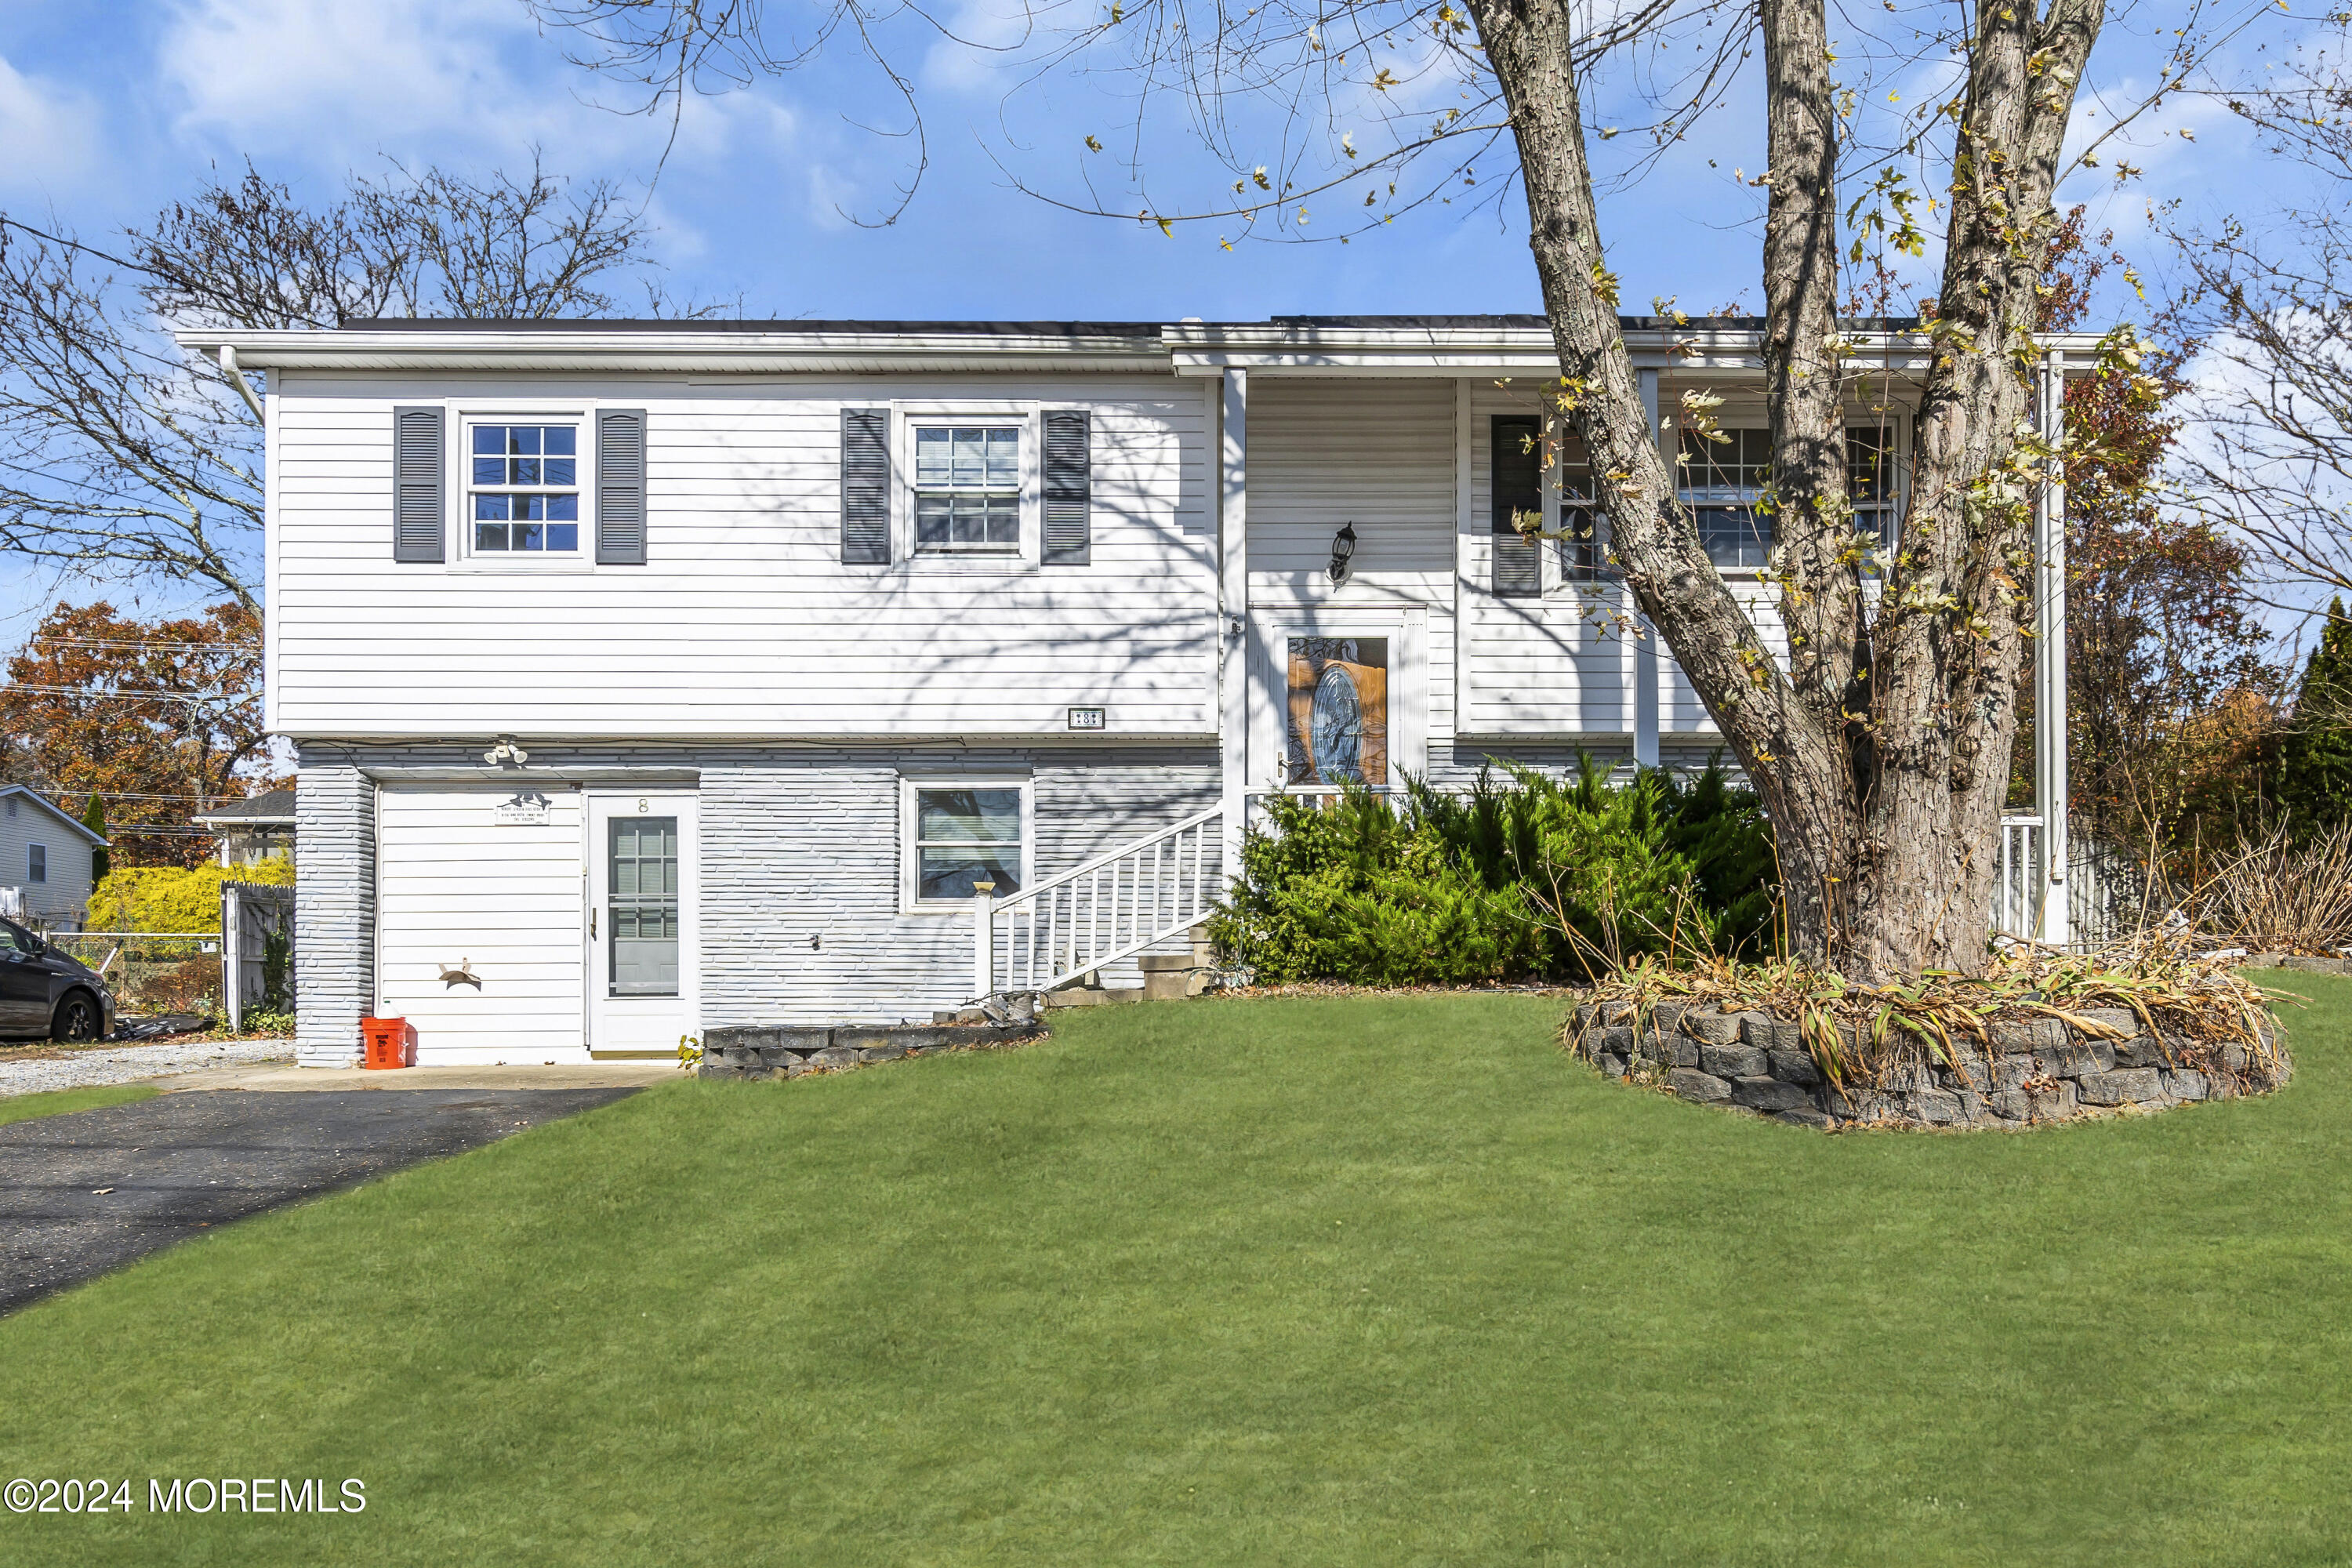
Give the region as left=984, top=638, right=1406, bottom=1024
left=0, top=919, right=115, bottom=1042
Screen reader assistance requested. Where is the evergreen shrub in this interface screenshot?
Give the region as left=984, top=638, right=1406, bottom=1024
left=1207, top=758, right=1777, bottom=985
left=2275, top=599, right=2352, bottom=835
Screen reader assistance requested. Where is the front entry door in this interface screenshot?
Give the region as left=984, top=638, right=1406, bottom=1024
left=586, top=792, right=698, bottom=1056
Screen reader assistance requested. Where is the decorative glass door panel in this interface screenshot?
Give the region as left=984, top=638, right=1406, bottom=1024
left=1285, top=637, right=1389, bottom=786
left=607, top=816, right=680, bottom=997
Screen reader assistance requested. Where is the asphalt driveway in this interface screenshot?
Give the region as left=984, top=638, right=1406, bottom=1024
left=0, top=1087, right=641, bottom=1315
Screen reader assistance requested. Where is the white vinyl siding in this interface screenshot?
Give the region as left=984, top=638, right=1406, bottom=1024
left=1247, top=377, right=1460, bottom=746
left=1457, top=379, right=1640, bottom=737
left=268, top=376, right=1214, bottom=738
left=374, top=784, right=587, bottom=1062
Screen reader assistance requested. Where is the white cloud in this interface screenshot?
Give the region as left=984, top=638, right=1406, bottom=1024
left=0, top=53, right=104, bottom=195
left=154, top=0, right=796, bottom=176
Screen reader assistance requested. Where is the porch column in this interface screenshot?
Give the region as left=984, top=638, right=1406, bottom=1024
left=2033, top=350, right=2071, bottom=946
left=1632, top=368, right=1664, bottom=768
left=1218, top=368, right=1249, bottom=873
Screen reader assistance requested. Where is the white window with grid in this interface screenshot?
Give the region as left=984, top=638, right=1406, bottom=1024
left=913, top=425, right=1022, bottom=552
left=1846, top=425, right=1900, bottom=548
left=467, top=420, right=582, bottom=555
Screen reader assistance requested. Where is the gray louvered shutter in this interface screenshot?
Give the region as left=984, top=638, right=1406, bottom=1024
left=1042, top=410, right=1091, bottom=565
left=1490, top=416, right=1541, bottom=598
left=597, top=408, right=647, bottom=565
left=392, top=405, right=445, bottom=563
left=840, top=408, right=891, bottom=564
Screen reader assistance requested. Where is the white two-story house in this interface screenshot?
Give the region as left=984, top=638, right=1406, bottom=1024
left=180, top=314, right=2092, bottom=1067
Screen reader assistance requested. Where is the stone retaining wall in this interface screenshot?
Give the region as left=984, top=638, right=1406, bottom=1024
left=1569, top=1000, right=2285, bottom=1129
left=698, top=1023, right=1038, bottom=1080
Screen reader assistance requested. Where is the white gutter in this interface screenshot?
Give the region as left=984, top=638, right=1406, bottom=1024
left=217, top=345, right=266, bottom=423
left=172, top=327, right=1170, bottom=376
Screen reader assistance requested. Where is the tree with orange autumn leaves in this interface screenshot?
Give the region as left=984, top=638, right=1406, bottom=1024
left=0, top=601, right=279, bottom=869
left=2012, top=213, right=2277, bottom=858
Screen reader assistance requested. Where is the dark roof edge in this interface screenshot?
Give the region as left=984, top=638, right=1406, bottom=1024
left=339, top=313, right=1927, bottom=334
left=341, top=318, right=1168, bottom=338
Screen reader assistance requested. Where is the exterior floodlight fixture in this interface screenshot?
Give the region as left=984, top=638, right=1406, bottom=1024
left=1328, top=522, right=1358, bottom=583
left=484, top=735, right=529, bottom=768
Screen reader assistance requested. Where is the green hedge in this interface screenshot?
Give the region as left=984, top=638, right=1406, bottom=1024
left=1207, top=759, right=1776, bottom=985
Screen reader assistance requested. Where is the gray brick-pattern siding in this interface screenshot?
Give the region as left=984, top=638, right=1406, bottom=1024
left=292, top=759, right=375, bottom=1065
left=701, top=745, right=1218, bottom=1025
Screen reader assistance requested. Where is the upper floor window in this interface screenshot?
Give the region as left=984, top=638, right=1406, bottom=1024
left=27, top=844, right=45, bottom=884
left=1679, top=426, right=1901, bottom=568
left=1557, top=432, right=1601, bottom=581
left=1849, top=426, right=1898, bottom=547
left=1682, top=427, right=1773, bottom=569
left=913, top=426, right=1021, bottom=552
left=470, top=423, right=579, bottom=554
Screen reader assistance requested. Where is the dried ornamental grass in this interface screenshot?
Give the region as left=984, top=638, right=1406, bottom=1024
left=2187, top=820, right=2352, bottom=956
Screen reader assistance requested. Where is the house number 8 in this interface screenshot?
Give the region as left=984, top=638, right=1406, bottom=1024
left=637, top=798, right=648, bottom=811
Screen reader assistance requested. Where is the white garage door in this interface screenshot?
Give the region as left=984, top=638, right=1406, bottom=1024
left=376, top=784, right=586, bottom=1064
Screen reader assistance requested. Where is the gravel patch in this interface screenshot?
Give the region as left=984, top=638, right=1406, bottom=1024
left=0, top=1039, right=294, bottom=1098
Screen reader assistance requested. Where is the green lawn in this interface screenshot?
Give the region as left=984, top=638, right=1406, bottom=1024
left=1, top=973, right=2347, bottom=1566
left=0, top=1082, right=158, bottom=1127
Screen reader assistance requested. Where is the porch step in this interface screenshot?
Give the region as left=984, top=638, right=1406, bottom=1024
left=1041, top=985, right=1145, bottom=1008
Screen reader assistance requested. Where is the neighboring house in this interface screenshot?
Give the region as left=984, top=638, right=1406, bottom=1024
left=0, top=785, right=107, bottom=931
left=194, top=789, right=297, bottom=867
left=179, top=315, right=2093, bottom=1069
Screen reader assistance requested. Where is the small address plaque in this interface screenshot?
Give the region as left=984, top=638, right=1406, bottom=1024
left=1068, top=706, right=1107, bottom=731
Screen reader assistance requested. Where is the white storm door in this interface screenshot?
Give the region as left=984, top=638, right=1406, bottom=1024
left=586, top=791, right=699, bottom=1056
left=1248, top=612, right=1428, bottom=792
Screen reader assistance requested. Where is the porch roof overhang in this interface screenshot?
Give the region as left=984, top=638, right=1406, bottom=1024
left=1163, top=318, right=2115, bottom=379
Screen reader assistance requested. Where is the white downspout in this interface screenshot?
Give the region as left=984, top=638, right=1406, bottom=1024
left=217, top=345, right=265, bottom=424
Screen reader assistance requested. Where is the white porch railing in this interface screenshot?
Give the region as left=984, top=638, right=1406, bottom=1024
left=1996, top=815, right=2042, bottom=939
left=973, top=804, right=1226, bottom=998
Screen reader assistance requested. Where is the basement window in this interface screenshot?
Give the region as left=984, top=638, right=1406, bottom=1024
left=902, top=779, right=1029, bottom=911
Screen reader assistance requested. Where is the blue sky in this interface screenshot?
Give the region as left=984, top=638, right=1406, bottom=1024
left=0, top=0, right=2317, bottom=637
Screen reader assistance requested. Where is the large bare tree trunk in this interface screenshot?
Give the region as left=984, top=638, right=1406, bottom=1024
left=1466, top=0, right=2101, bottom=978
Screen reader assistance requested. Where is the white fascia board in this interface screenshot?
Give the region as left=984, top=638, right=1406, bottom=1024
left=168, top=328, right=1171, bottom=376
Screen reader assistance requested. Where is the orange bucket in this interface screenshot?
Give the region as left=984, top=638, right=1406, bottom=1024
left=360, top=1016, right=415, bottom=1069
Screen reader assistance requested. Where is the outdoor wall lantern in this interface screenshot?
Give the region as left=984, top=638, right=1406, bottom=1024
left=1328, top=522, right=1359, bottom=583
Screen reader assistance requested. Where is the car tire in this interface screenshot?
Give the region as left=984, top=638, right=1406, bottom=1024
left=51, top=990, right=102, bottom=1044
